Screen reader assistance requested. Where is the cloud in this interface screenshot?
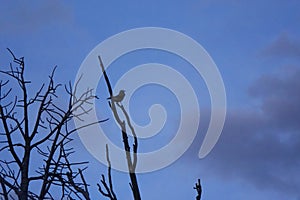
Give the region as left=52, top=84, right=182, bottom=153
left=196, top=65, right=300, bottom=199
left=0, top=1, right=73, bottom=34
left=249, top=66, right=300, bottom=130
left=261, top=32, right=300, bottom=59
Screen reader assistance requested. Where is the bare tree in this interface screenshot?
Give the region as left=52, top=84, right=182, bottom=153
left=0, top=49, right=106, bottom=199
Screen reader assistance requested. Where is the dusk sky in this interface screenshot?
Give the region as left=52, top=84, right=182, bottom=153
left=1, top=1, right=300, bottom=199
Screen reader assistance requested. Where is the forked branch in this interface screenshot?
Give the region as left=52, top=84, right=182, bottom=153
left=98, top=55, right=141, bottom=200
left=98, top=144, right=117, bottom=200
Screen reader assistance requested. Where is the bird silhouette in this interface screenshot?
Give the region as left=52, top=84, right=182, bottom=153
left=107, top=90, right=125, bottom=102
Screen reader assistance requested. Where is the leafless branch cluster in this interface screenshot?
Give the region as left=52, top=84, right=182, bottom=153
left=0, top=49, right=105, bottom=199
left=0, top=49, right=202, bottom=200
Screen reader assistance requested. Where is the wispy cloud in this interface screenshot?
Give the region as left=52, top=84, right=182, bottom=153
left=261, top=32, right=300, bottom=59
left=249, top=66, right=300, bottom=130
left=195, top=64, right=300, bottom=199
left=0, top=1, right=73, bottom=34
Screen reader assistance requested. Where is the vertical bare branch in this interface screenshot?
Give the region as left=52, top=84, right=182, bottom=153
left=194, top=179, right=202, bottom=200
left=97, top=144, right=117, bottom=200
left=118, top=104, right=138, bottom=170
left=98, top=55, right=141, bottom=200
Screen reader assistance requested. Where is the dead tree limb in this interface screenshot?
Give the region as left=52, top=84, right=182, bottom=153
left=98, top=144, right=117, bottom=200
left=98, top=55, right=141, bottom=200
left=194, top=179, right=202, bottom=200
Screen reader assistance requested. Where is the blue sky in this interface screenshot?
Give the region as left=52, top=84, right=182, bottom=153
left=1, top=1, right=300, bottom=199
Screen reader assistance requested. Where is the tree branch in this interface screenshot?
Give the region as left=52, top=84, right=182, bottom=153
left=194, top=179, right=202, bottom=200
left=99, top=55, right=141, bottom=200
left=98, top=144, right=117, bottom=200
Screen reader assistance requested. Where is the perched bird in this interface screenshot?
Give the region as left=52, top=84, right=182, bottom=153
left=107, top=90, right=125, bottom=102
